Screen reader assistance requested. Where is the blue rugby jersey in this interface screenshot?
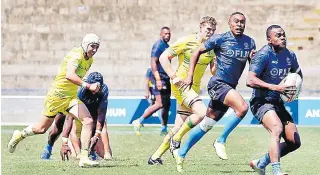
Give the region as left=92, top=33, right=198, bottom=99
left=249, top=45, right=301, bottom=101
left=204, top=31, right=256, bottom=86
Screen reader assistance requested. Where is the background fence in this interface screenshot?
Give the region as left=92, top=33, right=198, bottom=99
left=2, top=96, right=320, bottom=126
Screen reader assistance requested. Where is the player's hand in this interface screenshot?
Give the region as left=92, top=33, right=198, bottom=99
left=171, top=76, right=182, bottom=86
left=89, top=82, right=100, bottom=93
left=272, top=84, right=296, bottom=94
left=181, top=75, right=193, bottom=87
left=88, top=136, right=99, bottom=153
left=60, top=144, right=71, bottom=161
left=249, top=50, right=256, bottom=59
left=145, top=91, right=150, bottom=99
left=156, top=80, right=163, bottom=90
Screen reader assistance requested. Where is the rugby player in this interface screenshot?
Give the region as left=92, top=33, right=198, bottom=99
left=41, top=72, right=112, bottom=161
left=8, top=34, right=101, bottom=167
left=145, top=67, right=167, bottom=135
left=247, top=25, right=302, bottom=175
left=148, top=16, right=217, bottom=165
left=132, top=27, right=171, bottom=136
left=172, top=12, right=256, bottom=172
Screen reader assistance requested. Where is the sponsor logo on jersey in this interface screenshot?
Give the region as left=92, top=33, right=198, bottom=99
left=286, top=57, right=291, bottom=66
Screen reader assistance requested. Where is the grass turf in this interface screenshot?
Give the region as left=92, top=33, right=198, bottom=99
left=1, top=126, right=319, bottom=175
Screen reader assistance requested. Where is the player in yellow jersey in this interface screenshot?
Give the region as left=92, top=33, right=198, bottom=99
left=8, top=33, right=101, bottom=167
left=148, top=16, right=217, bottom=165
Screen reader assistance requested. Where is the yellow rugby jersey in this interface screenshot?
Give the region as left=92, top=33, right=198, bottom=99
left=51, top=47, right=93, bottom=97
left=168, top=34, right=215, bottom=89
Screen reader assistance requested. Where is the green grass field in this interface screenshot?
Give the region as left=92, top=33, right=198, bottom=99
left=1, top=126, right=319, bottom=175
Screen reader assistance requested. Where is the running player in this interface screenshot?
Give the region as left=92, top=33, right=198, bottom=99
left=148, top=16, right=217, bottom=165
left=132, top=27, right=171, bottom=136
left=41, top=72, right=112, bottom=160
left=172, top=12, right=256, bottom=172
left=247, top=25, right=302, bottom=175
left=8, top=33, right=101, bottom=167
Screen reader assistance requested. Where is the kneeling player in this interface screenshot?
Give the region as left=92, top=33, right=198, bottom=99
left=41, top=72, right=112, bottom=160
left=247, top=25, right=302, bottom=175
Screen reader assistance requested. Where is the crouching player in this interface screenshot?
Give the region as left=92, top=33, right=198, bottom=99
left=247, top=25, right=302, bottom=175
left=41, top=72, right=112, bottom=160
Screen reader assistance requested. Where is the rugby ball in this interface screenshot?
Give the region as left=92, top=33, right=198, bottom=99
left=280, top=73, right=302, bottom=102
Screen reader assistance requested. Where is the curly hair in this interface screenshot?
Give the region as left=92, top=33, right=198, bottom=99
left=200, top=16, right=217, bottom=27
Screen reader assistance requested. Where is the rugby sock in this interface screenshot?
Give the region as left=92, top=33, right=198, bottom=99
left=44, top=143, right=53, bottom=153
left=257, top=153, right=271, bottom=169
left=216, top=114, right=241, bottom=144
left=271, top=162, right=281, bottom=174
left=178, top=125, right=206, bottom=158
left=173, top=118, right=194, bottom=142
left=151, top=134, right=170, bottom=160
left=178, top=117, right=216, bottom=158
left=21, top=125, right=34, bottom=137
left=138, top=116, right=144, bottom=124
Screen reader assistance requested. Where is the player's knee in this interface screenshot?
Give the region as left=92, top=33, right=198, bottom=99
left=236, top=102, right=248, bottom=118
left=193, top=104, right=207, bottom=121
left=36, top=126, right=49, bottom=134
left=199, top=116, right=216, bottom=132
left=82, top=117, right=93, bottom=126
left=154, top=101, right=163, bottom=110
left=270, top=124, right=283, bottom=137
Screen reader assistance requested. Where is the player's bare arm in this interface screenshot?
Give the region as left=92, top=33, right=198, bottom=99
left=183, top=43, right=208, bottom=86
left=248, top=49, right=256, bottom=64
left=246, top=71, right=295, bottom=94
left=60, top=115, right=73, bottom=161
left=151, top=56, right=162, bottom=90
left=89, top=108, right=107, bottom=152
left=66, top=60, right=100, bottom=93
left=145, top=77, right=150, bottom=99
left=95, top=108, right=107, bottom=136
left=210, top=56, right=217, bottom=75
left=159, top=50, right=176, bottom=79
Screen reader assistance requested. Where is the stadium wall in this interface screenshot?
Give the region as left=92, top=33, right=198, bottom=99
left=2, top=0, right=320, bottom=96
left=1, top=96, right=320, bottom=126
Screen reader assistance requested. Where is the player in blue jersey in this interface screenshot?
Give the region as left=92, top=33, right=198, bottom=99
left=41, top=72, right=113, bottom=160
left=132, top=27, right=171, bottom=136
left=247, top=25, right=302, bottom=175
left=170, top=12, right=256, bottom=172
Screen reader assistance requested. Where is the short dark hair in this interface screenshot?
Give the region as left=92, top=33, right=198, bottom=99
left=266, top=25, right=282, bottom=38
left=229, top=12, right=245, bottom=19
left=161, top=26, right=170, bottom=31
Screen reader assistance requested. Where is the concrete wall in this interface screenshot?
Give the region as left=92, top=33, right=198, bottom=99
left=2, top=0, right=320, bottom=96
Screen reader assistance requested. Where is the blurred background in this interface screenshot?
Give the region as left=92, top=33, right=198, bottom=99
left=1, top=0, right=319, bottom=97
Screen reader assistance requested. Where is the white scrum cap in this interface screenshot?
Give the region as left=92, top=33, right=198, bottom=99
left=81, top=33, right=100, bottom=53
